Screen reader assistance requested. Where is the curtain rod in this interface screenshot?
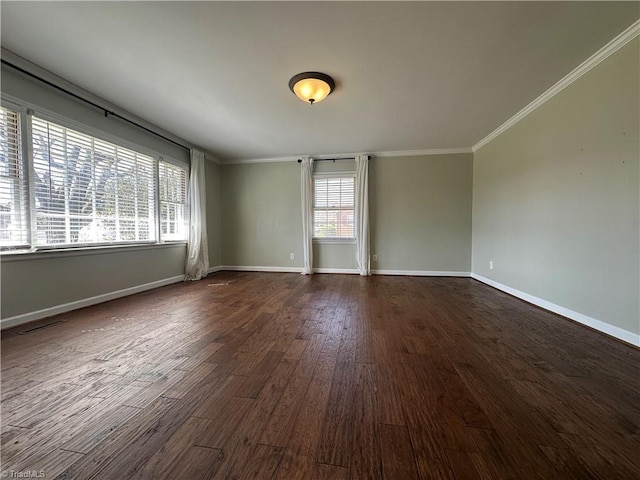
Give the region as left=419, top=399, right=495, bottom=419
left=1, top=59, right=190, bottom=151
left=297, top=155, right=369, bottom=163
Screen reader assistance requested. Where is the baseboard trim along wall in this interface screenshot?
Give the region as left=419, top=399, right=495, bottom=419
left=211, top=265, right=471, bottom=277
left=215, top=265, right=303, bottom=273
left=314, top=268, right=359, bottom=274
left=16, top=267, right=618, bottom=341
left=0, top=274, right=185, bottom=331
left=212, top=266, right=358, bottom=274
left=471, top=273, right=640, bottom=347
left=372, top=270, right=471, bottom=277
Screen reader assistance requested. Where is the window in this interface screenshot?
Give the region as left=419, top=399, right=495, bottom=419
left=0, top=106, right=28, bottom=247
left=159, top=160, right=188, bottom=241
left=31, top=117, right=158, bottom=246
left=313, top=175, right=355, bottom=239
left=0, top=105, right=189, bottom=252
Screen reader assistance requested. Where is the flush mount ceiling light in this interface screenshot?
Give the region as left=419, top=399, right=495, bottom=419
left=289, top=72, right=335, bottom=105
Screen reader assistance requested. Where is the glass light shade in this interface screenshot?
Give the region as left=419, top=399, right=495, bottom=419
left=293, top=78, right=331, bottom=104
left=289, top=72, right=335, bottom=105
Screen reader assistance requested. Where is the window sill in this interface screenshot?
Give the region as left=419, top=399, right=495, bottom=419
left=313, top=238, right=356, bottom=245
left=0, top=242, right=187, bottom=262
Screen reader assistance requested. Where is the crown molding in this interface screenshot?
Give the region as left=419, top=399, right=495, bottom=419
left=221, top=147, right=472, bottom=165
left=217, top=19, right=640, bottom=166
left=373, top=148, right=472, bottom=158
left=204, top=153, right=224, bottom=165
left=473, top=19, right=640, bottom=152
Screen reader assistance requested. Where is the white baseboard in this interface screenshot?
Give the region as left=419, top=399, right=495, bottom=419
left=217, top=265, right=348, bottom=274
left=214, top=266, right=470, bottom=277
left=314, top=268, right=359, bottom=274
left=471, top=273, right=639, bottom=347
left=1, top=275, right=185, bottom=331
left=217, top=265, right=303, bottom=274
left=207, top=265, right=223, bottom=274
left=372, top=269, right=471, bottom=277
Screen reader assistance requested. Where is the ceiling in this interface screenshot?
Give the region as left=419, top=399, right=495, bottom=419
left=1, top=2, right=638, bottom=161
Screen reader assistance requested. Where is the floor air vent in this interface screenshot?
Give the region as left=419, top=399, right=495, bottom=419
left=19, top=319, right=67, bottom=334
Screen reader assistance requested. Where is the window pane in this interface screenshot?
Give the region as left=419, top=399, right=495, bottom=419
left=313, top=175, right=355, bottom=239
left=31, top=117, right=157, bottom=246
left=159, top=161, right=188, bottom=241
left=0, top=106, right=28, bottom=246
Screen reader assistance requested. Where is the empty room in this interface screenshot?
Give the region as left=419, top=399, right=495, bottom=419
left=1, top=1, right=638, bottom=479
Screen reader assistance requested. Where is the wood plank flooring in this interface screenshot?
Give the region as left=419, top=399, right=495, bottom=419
left=1, top=272, right=639, bottom=479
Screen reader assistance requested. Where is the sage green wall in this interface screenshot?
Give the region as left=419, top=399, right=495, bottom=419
left=219, top=159, right=358, bottom=270
left=370, top=154, right=473, bottom=272
left=313, top=243, right=357, bottom=270
left=472, top=38, right=639, bottom=335
left=1, top=245, right=186, bottom=319
left=221, top=162, right=303, bottom=268
left=220, top=153, right=473, bottom=273
left=0, top=64, right=191, bottom=322
left=205, top=160, right=222, bottom=267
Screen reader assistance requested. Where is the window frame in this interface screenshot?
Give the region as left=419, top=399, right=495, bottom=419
left=0, top=95, right=190, bottom=255
left=158, top=157, right=189, bottom=243
left=312, top=171, right=356, bottom=244
left=0, top=99, right=31, bottom=249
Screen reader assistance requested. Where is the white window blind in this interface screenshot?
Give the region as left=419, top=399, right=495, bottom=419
left=31, top=116, right=157, bottom=247
left=159, top=160, right=188, bottom=241
left=0, top=106, right=28, bottom=247
left=313, top=175, right=355, bottom=239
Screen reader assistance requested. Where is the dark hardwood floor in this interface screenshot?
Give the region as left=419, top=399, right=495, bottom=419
left=1, top=272, right=639, bottom=479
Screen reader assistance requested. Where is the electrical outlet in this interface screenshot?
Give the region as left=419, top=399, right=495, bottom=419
left=372, top=254, right=378, bottom=262
left=489, top=260, right=494, bottom=270
left=290, top=253, right=295, bottom=260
